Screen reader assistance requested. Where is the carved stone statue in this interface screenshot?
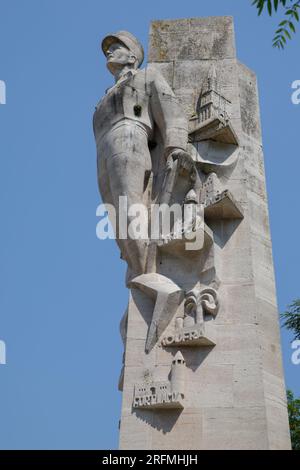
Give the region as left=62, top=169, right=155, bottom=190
left=93, top=31, right=189, bottom=282
left=94, top=25, right=242, bottom=400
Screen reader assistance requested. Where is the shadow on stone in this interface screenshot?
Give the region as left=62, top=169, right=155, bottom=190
left=131, top=287, right=155, bottom=332
left=179, top=346, right=213, bottom=372
left=208, top=218, right=243, bottom=249
left=133, top=408, right=183, bottom=433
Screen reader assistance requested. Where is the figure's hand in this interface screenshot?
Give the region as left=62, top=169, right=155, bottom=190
left=170, top=149, right=195, bottom=176
left=165, top=148, right=196, bottom=181
left=166, top=148, right=184, bottom=160
left=165, top=148, right=185, bottom=171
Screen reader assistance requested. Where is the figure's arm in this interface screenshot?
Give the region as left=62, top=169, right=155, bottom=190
left=149, top=67, right=188, bottom=159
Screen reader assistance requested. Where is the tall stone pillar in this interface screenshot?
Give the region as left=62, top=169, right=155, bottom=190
left=116, top=16, right=291, bottom=450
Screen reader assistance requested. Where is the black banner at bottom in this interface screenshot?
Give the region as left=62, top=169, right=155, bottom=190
left=0, top=449, right=297, bottom=467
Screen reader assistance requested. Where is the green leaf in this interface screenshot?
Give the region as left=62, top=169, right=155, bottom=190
left=253, top=0, right=299, bottom=48
left=268, top=0, right=272, bottom=15
left=258, top=4, right=265, bottom=14
left=281, top=300, right=300, bottom=341
left=257, top=0, right=266, bottom=15
left=286, top=389, right=300, bottom=450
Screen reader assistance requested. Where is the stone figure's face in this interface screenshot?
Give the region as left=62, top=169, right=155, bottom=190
left=105, top=41, right=136, bottom=74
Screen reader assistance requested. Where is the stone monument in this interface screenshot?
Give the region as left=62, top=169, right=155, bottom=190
left=93, top=17, right=291, bottom=450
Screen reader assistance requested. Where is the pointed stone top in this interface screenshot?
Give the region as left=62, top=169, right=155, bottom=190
left=203, top=64, right=219, bottom=94
left=173, top=351, right=185, bottom=364
left=208, top=64, right=217, bottom=81
left=184, top=189, right=198, bottom=204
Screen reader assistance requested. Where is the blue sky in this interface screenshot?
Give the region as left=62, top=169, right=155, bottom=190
left=0, top=0, right=299, bottom=450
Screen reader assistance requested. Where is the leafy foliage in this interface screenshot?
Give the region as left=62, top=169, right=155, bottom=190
left=281, top=299, right=300, bottom=340
left=281, top=305, right=300, bottom=449
left=287, top=390, right=300, bottom=450
left=252, top=0, right=300, bottom=48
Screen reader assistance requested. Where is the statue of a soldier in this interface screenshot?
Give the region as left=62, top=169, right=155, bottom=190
left=93, top=31, right=189, bottom=281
